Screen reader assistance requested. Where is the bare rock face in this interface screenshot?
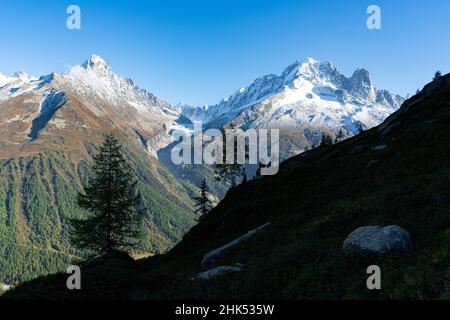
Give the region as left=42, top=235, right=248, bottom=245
left=343, top=225, right=413, bottom=255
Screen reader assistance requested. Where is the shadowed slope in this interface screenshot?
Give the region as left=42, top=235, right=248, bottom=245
left=4, top=74, right=450, bottom=300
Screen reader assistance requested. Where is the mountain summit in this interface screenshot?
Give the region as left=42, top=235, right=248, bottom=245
left=65, top=55, right=177, bottom=117
left=0, top=55, right=182, bottom=158
left=81, top=54, right=109, bottom=69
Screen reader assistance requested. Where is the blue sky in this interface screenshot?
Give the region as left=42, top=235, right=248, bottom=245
left=0, top=0, right=449, bottom=105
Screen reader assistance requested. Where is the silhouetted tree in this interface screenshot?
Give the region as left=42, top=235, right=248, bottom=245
left=434, top=71, right=442, bottom=80
left=69, top=134, right=144, bottom=254
left=255, top=161, right=272, bottom=178
left=335, top=129, right=345, bottom=143
left=193, top=179, right=212, bottom=220
left=320, top=134, right=334, bottom=147
left=215, top=125, right=246, bottom=186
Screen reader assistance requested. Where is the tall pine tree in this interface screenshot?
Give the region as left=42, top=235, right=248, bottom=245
left=69, top=134, right=144, bottom=254
left=214, top=125, right=246, bottom=186
left=320, top=134, right=334, bottom=147
left=193, top=179, right=212, bottom=220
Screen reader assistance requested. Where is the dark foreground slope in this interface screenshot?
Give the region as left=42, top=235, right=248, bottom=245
left=5, top=74, right=450, bottom=300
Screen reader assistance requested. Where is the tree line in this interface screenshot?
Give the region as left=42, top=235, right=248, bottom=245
left=69, top=134, right=215, bottom=255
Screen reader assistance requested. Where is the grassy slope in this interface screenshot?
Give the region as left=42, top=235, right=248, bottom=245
left=4, top=75, right=450, bottom=300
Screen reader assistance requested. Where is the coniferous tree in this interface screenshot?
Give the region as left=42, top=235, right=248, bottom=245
left=193, top=179, right=212, bottom=220
left=434, top=70, right=442, bottom=80
left=214, top=125, right=246, bottom=186
left=69, top=134, right=144, bottom=254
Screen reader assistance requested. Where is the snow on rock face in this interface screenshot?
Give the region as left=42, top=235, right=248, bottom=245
left=0, top=72, right=8, bottom=86
left=65, top=54, right=177, bottom=117
left=0, top=71, right=42, bottom=101
left=13, top=70, right=32, bottom=81
left=0, top=55, right=181, bottom=159
left=0, top=55, right=404, bottom=160
left=0, top=283, right=12, bottom=291
left=180, top=58, right=404, bottom=156
left=193, top=265, right=242, bottom=280
left=81, top=54, right=109, bottom=69
left=28, top=90, right=66, bottom=140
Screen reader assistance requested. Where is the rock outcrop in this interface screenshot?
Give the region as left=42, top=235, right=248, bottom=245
left=343, top=225, right=413, bottom=255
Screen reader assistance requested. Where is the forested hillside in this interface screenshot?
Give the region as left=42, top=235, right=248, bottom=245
left=0, top=141, right=197, bottom=285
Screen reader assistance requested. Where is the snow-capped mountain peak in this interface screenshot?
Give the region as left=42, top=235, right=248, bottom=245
left=1, top=55, right=405, bottom=160
left=63, top=55, right=177, bottom=117
left=82, top=54, right=109, bottom=70
left=0, top=70, right=35, bottom=88
left=179, top=57, right=404, bottom=157
left=0, top=55, right=178, bottom=122
left=13, top=70, right=32, bottom=81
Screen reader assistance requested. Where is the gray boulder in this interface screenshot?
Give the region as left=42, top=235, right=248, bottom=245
left=343, top=225, right=413, bottom=255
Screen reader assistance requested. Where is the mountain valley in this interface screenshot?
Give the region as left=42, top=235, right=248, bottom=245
left=0, top=55, right=409, bottom=288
